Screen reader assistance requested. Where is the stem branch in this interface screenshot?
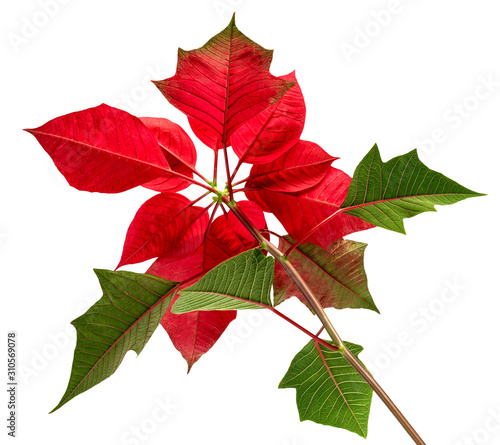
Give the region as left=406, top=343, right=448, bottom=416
left=223, top=197, right=425, bottom=445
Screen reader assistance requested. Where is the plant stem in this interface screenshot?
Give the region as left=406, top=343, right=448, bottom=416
left=223, top=197, right=426, bottom=445
left=341, top=347, right=425, bottom=444
left=164, top=169, right=216, bottom=193
left=222, top=143, right=234, bottom=200
left=213, top=148, right=219, bottom=186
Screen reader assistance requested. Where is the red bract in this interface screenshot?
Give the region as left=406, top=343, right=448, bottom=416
left=246, top=140, right=337, bottom=194
left=25, top=104, right=169, bottom=193
left=139, top=117, right=197, bottom=193
left=231, top=72, right=306, bottom=163
left=153, top=15, right=293, bottom=150
left=117, top=192, right=209, bottom=269
left=24, top=16, right=378, bottom=370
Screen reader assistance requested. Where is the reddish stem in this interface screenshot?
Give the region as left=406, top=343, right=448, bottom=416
left=223, top=197, right=426, bottom=445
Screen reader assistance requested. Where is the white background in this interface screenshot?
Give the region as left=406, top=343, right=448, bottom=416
left=1, top=1, right=499, bottom=444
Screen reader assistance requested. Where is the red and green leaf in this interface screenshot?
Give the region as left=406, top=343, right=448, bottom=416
left=274, top=236, right=378, bottom=312
left=153, top=15, right=293, bottom=150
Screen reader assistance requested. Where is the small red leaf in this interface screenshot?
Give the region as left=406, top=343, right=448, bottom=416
left=246, top=140, right=336, bottom=195
left=247, top=168, right=374, bottom=248
left=25, top=104, right=169, bottom=193
left=153, top=15, right=293, bottom=149
left=227, top=200, right=267, bottom=242
left=162, top=303, right=236, bottom=372
left=204, top=201, right=266, bottom=269
left=140, top=117, right=197, bottom=193
left=117, top=193, right=208, bottom=268
left=231, top=72, right=306, bottom=164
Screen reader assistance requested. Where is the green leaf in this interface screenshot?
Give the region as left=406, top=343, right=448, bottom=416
left=341, top=144, right=484, bottom=233
left=274, top=236, right=378, bottom=313
left=279, top=341, right=372, bottom=438
left=172, top=249, right=274, bottom=313
left=51, top=270, right=178, bottom=412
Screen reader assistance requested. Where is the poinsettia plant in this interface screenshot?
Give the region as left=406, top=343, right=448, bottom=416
left=25, top=15, right=483, bottom=444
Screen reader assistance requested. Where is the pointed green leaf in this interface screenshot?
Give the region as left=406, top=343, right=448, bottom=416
left=274, top=236, right=378, bottom=312
left=51, top=270, right=178, bottom=412
left=172, top=249, right=274, bottom=313
left=341, top=145, right=484, bottom=233
left=279, top=341, right=372, bottom=438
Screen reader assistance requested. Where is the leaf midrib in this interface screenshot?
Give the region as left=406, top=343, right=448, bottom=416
left=28, top=130, right=169, bottom=172
left=53, top=280, right=177, bottom=411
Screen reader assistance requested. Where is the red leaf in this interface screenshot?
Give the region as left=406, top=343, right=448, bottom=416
left=140, top=117, right=197, bottom=193
left=247, top=168, right=374, bottom=248
left=227, top=200, right=267, bottom=242
left=162, top=301, right=236, bottom=372
left=204, top=201, right=266, bottom=269
left=231, top=72, right=306, bottom=164
left=246, top=140, right=336, bottom=195
left=148, top=247, right=205, bottom=283
left=117, top=193, right=208, bottom=268
left=24, top=104, right=169, bottom=193
left=153, top=15, right=293, bottom=149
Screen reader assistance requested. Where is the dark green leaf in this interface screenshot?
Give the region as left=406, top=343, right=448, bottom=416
left=341, top=144, right=484, bottom=233
left=51, top=270, right=178, bottom=412
left=172, top=249, right=274, bottom=313
left=279, top=341, right=372, bottom=438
